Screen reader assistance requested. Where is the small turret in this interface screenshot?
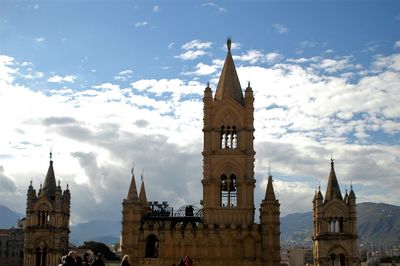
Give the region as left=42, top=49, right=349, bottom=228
left=127, top=166, right=139, bottom=201
left=139, top=173, right=147, bottom=207
left=244, top=81, right=254, bottom=107
left=26, top=180, right=36, bottom=211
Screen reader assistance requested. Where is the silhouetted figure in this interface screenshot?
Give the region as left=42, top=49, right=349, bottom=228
left=90, top=253, right=105, bottom=266
left=83, top=252, right=92, bottom=266
left=76, top=255, right=83, bottom=266
left=63, top=251, right=77, bottom=266
left=121, top=254, right=131, bottom=266
left=178, top=258, right=185, bottom=266
left=185, top=255, right=192, bottom=266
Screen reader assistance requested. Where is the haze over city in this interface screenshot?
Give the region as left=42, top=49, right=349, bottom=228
left=0, top=0, right=399, bottom=225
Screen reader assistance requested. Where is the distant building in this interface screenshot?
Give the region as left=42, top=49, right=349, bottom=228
left=312, top=159, right=359, bottom=266
left=24, top=154, right=71, bottom=266
left=288, top=247, right=313, bottom=266
left=0, top=226, right=24, bottom=266
left=121, top=39, right=281, bottom=266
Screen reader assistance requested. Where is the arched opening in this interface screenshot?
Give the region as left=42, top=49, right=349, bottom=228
left=35, top=246, right=46, bottom=266
left=220, top=174, right=237, bottom=207
left=339, top=254, right=345, bottom=266
left=145, top=234, right=159, bottom=258
left=220, top=125, right=238, bottom=149
left=330, top=254, right=336, bottom=266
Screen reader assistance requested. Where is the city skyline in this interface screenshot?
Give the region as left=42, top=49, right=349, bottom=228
left=0, top=0, right=399, bottom=224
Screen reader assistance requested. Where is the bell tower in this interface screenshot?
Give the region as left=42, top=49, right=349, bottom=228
left=313, top=159, right=359, bottom=266
left=202, top=38, right=256, bottom=226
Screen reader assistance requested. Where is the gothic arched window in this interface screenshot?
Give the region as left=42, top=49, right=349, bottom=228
left=220, top=174, right=237, bottom=207
left=220, top=125, right=238, bottom=149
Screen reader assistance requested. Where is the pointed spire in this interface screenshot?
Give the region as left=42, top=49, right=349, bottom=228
left=214, top=38, right=244, bottom=103
left=127, top=164, right=139, bottom=201
left=139, top=170, right=147, bottom=205
left=265, top=175, right=276, bottom=201
left=349, top=183, right=356, bottom=198
left=41, top=152, right=57, bottom=200
left=324, top=158, right=343, bottom=202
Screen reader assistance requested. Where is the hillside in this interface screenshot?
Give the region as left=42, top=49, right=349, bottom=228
left=70, top=220, right=121, bottom=245
left=0, top=205, right=24, bottom=228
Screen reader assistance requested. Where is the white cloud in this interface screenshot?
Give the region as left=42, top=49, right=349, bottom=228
left=266, top=52, right=283, bottom=63
left=33, top=4, right=39, bottom=10
left=394, top=40, right=400, bottom=49
left=201, top=2, right=227, bottom=13
left=153, top=5, right=160, bottom=13
left=48, top=75, right=76, bottom=83
left=175, top=50, right=207, bottom=60
left=114, top=69, right=133, bottom=81
left=182, top=63, right=218, bottom=76
left=35, top=37, right=45, bottom=43
left=1, top=49, right=399, bottom=223
left=182, top=40, right=212, bottom=50
left=273, top=23, right=289, bottom=34
left=168, top=42, right=175, bottom=49
left=135, top=21, right=148, bottom=27
left=233, top=50, right=282, bottom=64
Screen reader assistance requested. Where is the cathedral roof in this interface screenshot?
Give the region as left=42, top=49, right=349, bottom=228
left=265, top=175, right=276, bottom=201
left=41, top=154, right=57, bottom=200
left=324, top=159, right=343, bottom=202
left=214, top=38, right=244, bottom=104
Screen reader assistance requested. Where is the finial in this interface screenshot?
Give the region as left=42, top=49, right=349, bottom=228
left=50, top=148, right=53, bottom=162
left=30, top=179, right=33, bottom=186
left=141, top=168, right=144, bottom=182
left=248, top=81, right=251, bottom=88
left=40, top=183, right=42, bottom=189
left=131, top=161, right=134, bottom=175
left=227, top=38, right=232, bottom=51
left=58, top=180, right=61, bottom=187
left=67, top=183, right=69, bottom=190
left=207, top=81, right=210, bottom=87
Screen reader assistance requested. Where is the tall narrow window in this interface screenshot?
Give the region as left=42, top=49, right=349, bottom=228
left=220, top=174, right=237, bottom=207
left=221, top=126, right=226, bottom=149
left=221, top=175, right=228, bottom=207
left=220, top=125, right=238, bottom=149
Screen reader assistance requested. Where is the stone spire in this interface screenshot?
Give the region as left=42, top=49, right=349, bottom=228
left=139, top=171, right=147, bottom=205
left=265, top=175, right=276, bottom=201
left=41, top=151, right=57, bottom=200
left=324, top=159, right=343, bottom=202
left=127, top=166, right=139, bottom=201
left=214, top=38, right=244, bottom=104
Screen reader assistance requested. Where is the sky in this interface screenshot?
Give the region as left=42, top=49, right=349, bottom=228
left=0, top=0, right=399, bottom=225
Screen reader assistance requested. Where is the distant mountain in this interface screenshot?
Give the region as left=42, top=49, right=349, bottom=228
left=280, top=211, right=313, bottom=247
left=0, top=205, right=24, bottom=228
left=70, top=220, right=121, bottom=245
left=357, top=202, right=400, bottom=245
left=280, top=202, right=400, bottom=247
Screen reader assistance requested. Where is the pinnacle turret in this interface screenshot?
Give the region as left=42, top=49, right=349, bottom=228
left=127, top=167, right=139, bottom=201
